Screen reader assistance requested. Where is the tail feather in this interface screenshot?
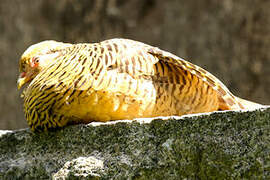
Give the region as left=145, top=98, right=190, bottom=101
left=218, top=96, right=264, bottom=110
left=235, top=97, right=264, bottom=110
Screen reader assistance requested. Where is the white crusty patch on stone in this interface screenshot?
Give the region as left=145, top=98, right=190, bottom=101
left=0, top=130, right=12, bottom=138
left=53, top=156, right=104, bottom=179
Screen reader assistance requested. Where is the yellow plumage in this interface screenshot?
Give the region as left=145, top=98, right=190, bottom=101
left=18, top=38, right=262, bottom=131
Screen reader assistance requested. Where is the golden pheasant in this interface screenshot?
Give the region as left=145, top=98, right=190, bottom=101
left=18, top=38, right=263, bottom=131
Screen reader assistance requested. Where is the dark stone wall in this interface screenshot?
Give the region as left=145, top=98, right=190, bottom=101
left=0, top=0, right=269, bottom=129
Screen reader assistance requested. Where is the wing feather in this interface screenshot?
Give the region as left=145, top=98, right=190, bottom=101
left=147, top=47, right=244, bottom=110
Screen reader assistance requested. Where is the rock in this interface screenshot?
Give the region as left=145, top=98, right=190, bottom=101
left=1, top=107, right=270, bottom=179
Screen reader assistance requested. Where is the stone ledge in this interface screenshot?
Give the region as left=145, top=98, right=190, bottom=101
left=1, top=107, right=270, bottom=179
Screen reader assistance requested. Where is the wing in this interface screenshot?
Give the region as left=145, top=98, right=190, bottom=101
left=146, top=47, right=244, bottom=110
left=98, top=38, right=244, bottom=110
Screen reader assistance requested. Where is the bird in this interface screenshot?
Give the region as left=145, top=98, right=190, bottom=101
left=17, top=38, right=263, bottom=132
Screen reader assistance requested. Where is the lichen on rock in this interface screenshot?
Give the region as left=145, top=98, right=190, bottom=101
left=1, top=107, right=270, bottom=179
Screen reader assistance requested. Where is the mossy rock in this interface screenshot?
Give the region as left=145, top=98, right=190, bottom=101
left=1, top=107, right=270, bottom=179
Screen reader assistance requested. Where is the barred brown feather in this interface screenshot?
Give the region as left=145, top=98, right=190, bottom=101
left=18, top=38, right=263, bottom=131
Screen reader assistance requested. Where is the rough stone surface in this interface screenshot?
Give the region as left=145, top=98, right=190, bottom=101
left=0, top=0, right=269, bottom=130
left=1, top=107, right=270, bottom=179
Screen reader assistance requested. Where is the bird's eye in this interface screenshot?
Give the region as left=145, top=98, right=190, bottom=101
left=32, top=57, right=39, bottom=63
left=29, top=57, right=40, bottom=68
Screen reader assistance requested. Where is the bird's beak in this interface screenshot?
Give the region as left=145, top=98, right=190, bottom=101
left=17, top=72, right=29, bottom=90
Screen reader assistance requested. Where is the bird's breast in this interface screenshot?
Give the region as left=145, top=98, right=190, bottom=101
left=58, top=73, right=157, bottom=122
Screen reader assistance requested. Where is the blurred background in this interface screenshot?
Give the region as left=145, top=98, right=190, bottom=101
left=0, top=0, right=269, bottom=130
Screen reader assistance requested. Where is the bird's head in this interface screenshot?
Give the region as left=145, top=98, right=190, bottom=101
left=17, top=40, right=72, bottom=89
